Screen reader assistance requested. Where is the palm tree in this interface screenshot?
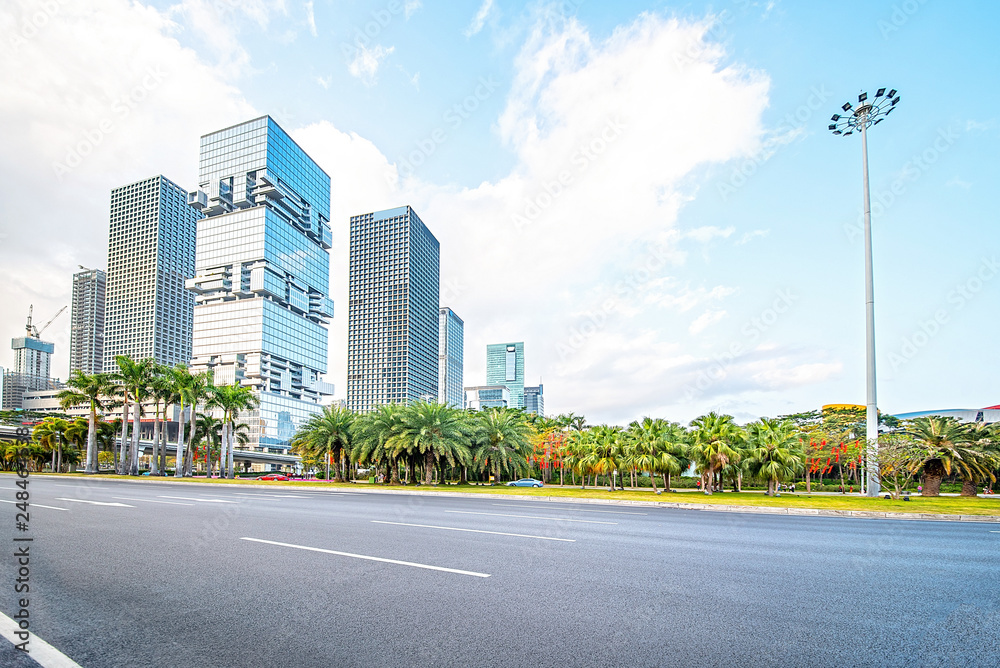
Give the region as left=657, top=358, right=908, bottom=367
left=689, top=412, right=741, bottom=495
left=352, top=404, right=403, bottom=484
left=207, top=383, right=259, bottom=478
left=628, top=417, right=689, bottom=493
left=112, top=355, right=155, bottom=475
left=390, top=401, right=470, bottom=485
left=195, top=414, right=223, bottom=477
left=57, top=370, right=117, bottom=473
left=471, top=407, right=532, bottom=484
left=292, top=405, right=356, bottom=482
left=908, top=416, right=995, bottom=497
left=145, top=363, right=172, bottom=476
left=744, top=418, right=804, bottom=495
left=33, top=417, right=68, bottom=472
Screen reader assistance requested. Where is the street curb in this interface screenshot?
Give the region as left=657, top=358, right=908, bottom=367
left=13, top=475, right=1000, bottom=524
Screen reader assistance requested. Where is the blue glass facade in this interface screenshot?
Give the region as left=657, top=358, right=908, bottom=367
left=347, top=205, right=440, bottom=412
left=187, top=116, right=333, bottom=455
left=486, top=342, right=525, bottom=409
left=438, top=307, right=464, bottom=408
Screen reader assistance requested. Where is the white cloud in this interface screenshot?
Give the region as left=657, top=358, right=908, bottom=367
left=347, top=43, right=394, bottom=86
left=464, top=0, right=495, bottom=37
left=305, top=0, right=317, bottom=36
left=689, top=309, right=727, bottom=335
left=315, top=75, right=331, bottom=89
left=404, top=0, right=422, bottom=20
left=0, top=0, right=256, bottom=378
left=946, top=176, right=972, bottom=190
left=736, top=229, right=769, bottom=244
left=3, top=5, right=780, bottom=425
left=685, top=226, right=734, bottom=243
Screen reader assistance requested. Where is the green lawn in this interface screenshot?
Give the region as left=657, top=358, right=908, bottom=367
left=31, top=473, right=1000, bottom=516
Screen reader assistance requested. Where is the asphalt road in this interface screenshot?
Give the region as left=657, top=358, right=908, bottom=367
left=0, top=475, right=997, bottom=668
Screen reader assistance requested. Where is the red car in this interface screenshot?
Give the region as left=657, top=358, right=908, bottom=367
left=256, top=473, right=289, bottom=481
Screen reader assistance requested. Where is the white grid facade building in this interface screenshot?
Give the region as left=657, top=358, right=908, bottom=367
left=103, top=175, right=198, bottom=370
left=70, top=268, right=106, bottom=375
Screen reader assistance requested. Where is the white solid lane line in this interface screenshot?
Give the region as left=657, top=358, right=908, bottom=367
left=113, top=496, right=194, bottom=506
left=445, top=510, right=617, bottom=525
left=0, top=499, right=67, bottom=511
left=372, top=520, right=576, bottom=542
left=491, top=503, right=647, bottom=516
left=57, top=498, right=134, bottom=507
left=0, top=610, right=83, bottom=668
left=240, top=537, right=491, bottom=578
left=158, top=496, right=238, bottom=503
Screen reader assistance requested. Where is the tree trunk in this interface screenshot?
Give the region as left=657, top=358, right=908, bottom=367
left=390, top=457, right=400, bottom=485
left=150, top=404, right=160, bottom=476
left=325, top=449, right=331, bottom=481
left=57, top=442, right=62, bottom=474
left=805, top=468, right=811, bottom=494
left=128, top=399, right=141, bottom=476
left=227, top=420, right=235, bottom=479
left=460, top=466, right=468, bottom=485
left=174, top=404, right=186, bottom=478
left=703, top=471, right=712, bottom=495
left=663, top=473, right=669, bottom=490
left=85, top=406, right=97, bottom=474
left=118, top=402, right=130, bottom=474
left=960, top=479, right=979, bottom=497
left=922, top=459, right=945, bottom=496
left=649, top=469, right=658, bottom=494
left=737, top=470, right=742, bottom=493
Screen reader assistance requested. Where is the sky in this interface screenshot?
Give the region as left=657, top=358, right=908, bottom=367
left=1, top=0, right=998, bottom=426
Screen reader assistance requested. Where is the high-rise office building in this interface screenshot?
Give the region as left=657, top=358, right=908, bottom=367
left=70, top=267, right=106, bottom=375
left=486, top=342, right=525, bottom=409
left=2, top=337, right=59, bottom=411
left=103, top=175, right=198, bottom=371
left=438, top=307, right=464, bottom=407
left=347, top=205, right=440, bottom=412
left=524, top=384, right=544, bottom=416
left=187, top=116, right=334, bottom=455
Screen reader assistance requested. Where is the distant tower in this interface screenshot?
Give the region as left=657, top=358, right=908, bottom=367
left=347, top=205, right=440, bottom=412
left=486, top=342, right=525, bottom=409
left=103, top=175, right=198, bottom=370
left=70, top=267, right=106, bottom=375
left=438, top=307, right=464, bottom=408
left=524, top=384, right=544, bottom=416
left=2, top=307, right=61, bottom=410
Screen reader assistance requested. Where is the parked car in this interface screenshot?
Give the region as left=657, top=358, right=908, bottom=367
left=506, top=478, right=544, bottom=487
left=256, top=473, right=289, bottom=481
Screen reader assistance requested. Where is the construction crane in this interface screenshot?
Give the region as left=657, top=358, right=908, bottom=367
left=25, top=304, right=67, bottom=339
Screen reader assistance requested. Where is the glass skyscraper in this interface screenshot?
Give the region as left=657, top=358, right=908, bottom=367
left=187, top=116, right=334, bottom=455
left=104, top=175, right=198, bottom=370
left=486, top=342, right=525, bottom=409
left=70, top=267, right=106, bottom=375
left=347, top=206, right=439, bottom=412
left=438, top=307, right=464, bottom=408
left=524, top=384, right=544, bottom=416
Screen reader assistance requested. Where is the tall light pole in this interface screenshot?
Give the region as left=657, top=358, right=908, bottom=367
left=830, top=88, right=899, bottom=497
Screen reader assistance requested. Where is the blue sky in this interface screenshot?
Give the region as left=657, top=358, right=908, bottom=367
left=1, top=0, right=997, bottom=425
